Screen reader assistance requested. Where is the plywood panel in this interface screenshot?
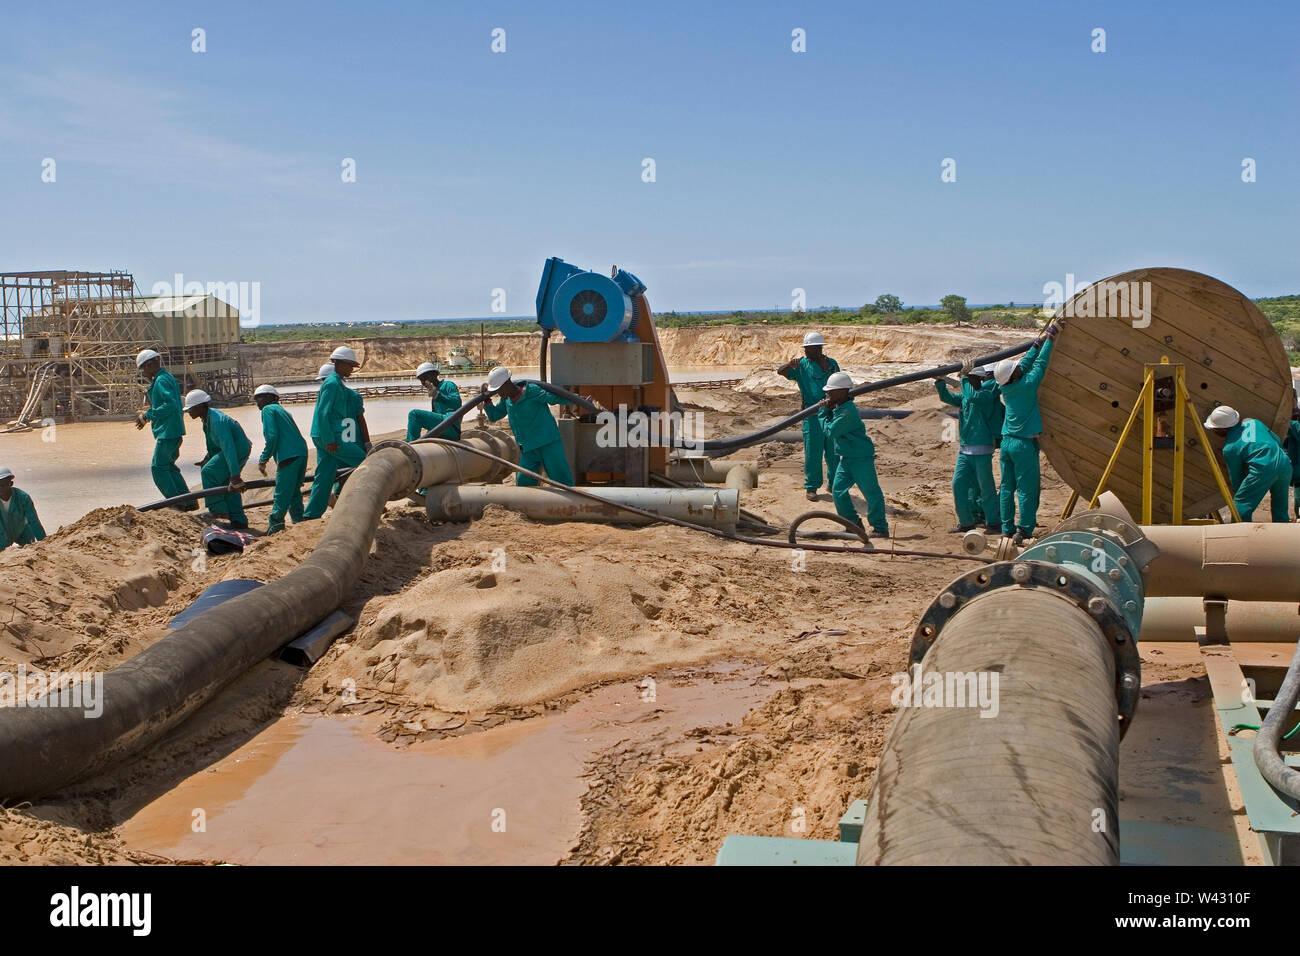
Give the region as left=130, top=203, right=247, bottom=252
left=1039, top=268, right=1291, bottom=523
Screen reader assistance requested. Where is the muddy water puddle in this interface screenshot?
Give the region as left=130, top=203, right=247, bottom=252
left=120, top=663, right=781, bottom=865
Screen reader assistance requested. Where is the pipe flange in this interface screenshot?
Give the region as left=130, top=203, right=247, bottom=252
left=369, top=440, right=424, bottom=498
left=1050, top=510, right=1158, bottom=570
left=910, top=560, right=1142, bottom=736
left=459, top=428, right=518, bottom=483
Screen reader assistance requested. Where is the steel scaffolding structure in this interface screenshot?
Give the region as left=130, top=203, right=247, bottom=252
left=1, top=270, right=251, bottom=425
left=1, top=270, right=155, bottom=423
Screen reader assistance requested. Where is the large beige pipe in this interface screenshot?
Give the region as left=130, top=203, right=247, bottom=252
left=1141, top=523, right=1300, bottom=603
left=1139, top=597, right=1300, bottom=643
left=857, top=588, right=1120, bottom=865
left=667, top=458, right=758, bottom=489
left=1091, top=492, right=1300, bottom=604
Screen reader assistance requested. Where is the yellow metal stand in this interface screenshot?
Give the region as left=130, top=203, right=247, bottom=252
left=1086, top=358, right=1240, bottom=524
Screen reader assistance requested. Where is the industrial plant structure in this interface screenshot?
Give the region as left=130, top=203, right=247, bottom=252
left=0, top=270, right=251, bottom=426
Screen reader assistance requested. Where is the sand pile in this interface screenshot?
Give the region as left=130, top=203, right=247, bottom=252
left=570, top=679, right=897, bottom=864
left=0, top=506, right=210, bottom=669
left=297, top=505, right=905, bottom=724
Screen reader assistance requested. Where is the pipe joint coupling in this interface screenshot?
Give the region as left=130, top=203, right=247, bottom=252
left=911, top=560, right=1143, bottom=736
left=370, top=440, right=423, bottom=498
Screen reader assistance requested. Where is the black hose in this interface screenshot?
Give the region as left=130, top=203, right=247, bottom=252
left=787, top=510, right=871, bottom=546
left=1254, top=639, right=1300, bottom=799
left=533, top=380, right=601, bottom=415
left=540, top=328, right=552, bottom=382
left=684, top=338, right=1037, bottom=455
left=138, top=467, right=351, bottom=512
left=0, top=443, right=424, bottom=800
left=415, top=437, right=992, bottom=564
left=426, top=392, right=488, bottom=438
left=430, top=382, right=597, bottom=442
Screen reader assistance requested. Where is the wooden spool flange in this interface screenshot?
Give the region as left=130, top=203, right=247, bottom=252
left=1039, top=267, right=1293, bottom=523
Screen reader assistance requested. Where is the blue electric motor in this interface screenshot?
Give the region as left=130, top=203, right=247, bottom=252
left=535, top=257, right=647, bottom=343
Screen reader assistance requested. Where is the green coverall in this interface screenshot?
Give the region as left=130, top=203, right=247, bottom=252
left=0, top=488, right=46, bottom=548
left=259, top=402, right=309, bottom=533
left=144, top=368, right=189, bottom=502
left=1221, top=418, right=1292, bottom=522
left=1282, top=419, right=1300, bottom=517
left=406, top=378, right=463, bottom=442
left=201, top=408, right=253, bottom=525
left=305, top=372, right=367, bottom=519
left=484, top=382, right=574, bottom=486
left=780, top=356, right=841, bottom=491
left=999, top=340, right=1054, bottom=537
left=820, top=399, right=888, bottom=535
left=936, top=377, right=1002, bottom=527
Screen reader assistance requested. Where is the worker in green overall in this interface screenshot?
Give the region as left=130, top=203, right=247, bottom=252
left=406, top=362, right=463, bottom=442
left=254, top=385, right=308, bottom=533
left=479, top=366, right=575, bottom=486
left=819, top=371, right=889, bottom=538
left=134, top=348, right=193, bottom=508
left=778, top=332, right=841, bottom=502
left=184, top=389, right=252, bottom=529
left=0, top=467, right=46, bottom=548
left=1204, top=405, right=1293, bottom=522
left=304, top=346, right=370, bottom=519
left=1281, top=403, right=1300, bottom=518
left=935, top=362, right=1003, bottom=534
left=991, top=323, right=1059, bottom=544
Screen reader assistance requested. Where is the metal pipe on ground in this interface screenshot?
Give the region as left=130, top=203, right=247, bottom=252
left=666, top=458, right=758, bottom=490
left=0, top=433, right=517, bottom=801
left=856, top=587, right=1121, bottom=865
left=1139, top=597, right=1300, bottom=643
left=1141, top=523, right=1300, bottom=603
left=1090, top=492, right=1300, bottom=604
left=424, top=484, right=740, bottom=531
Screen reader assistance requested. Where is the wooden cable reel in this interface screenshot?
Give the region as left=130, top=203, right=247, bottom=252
left=1038, top=268, right=1293, bottom=524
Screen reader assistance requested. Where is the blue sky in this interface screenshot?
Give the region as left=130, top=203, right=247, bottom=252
left=0, top=0, right=1295, bottom=323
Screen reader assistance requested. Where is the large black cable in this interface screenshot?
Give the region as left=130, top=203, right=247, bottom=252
left=1254, top=639, right=1300, bottom=799
left=683, top=338, right=1038, bottom=455
left=425, top=391, right=488, bottom=438
left=414, top=437, right=992, bottom=564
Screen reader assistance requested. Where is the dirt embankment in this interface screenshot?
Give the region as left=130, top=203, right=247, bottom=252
left=235, top=324, right=1027, bottom=383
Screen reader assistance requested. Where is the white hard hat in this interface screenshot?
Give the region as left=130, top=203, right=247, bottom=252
left=823, top=371, right=854, bottom=391
left=1204, top=405, right=1240, bottom=429
left=0, top=467, right=13, bottom=481
left=183, top=389, right=212, bottom=411
left=803, top=332, right=826, bottom=347
left=976, top=363, right=998, bottom=375
left=993, top=359, right=1019, bottom=386
left=315, top=363, right=334, bottom=381
left=486, top=366, right=512, bottom=393
left=415, top=362, right=439, bottom=379
left=135, top=348, right=161, bottom=368
left=330, top=345, right=360, bottom=365
left=253, top=384, right=279, bottom=398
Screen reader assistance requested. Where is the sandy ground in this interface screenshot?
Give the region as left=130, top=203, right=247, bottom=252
left=0, top=345, right=1265, bottom=866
